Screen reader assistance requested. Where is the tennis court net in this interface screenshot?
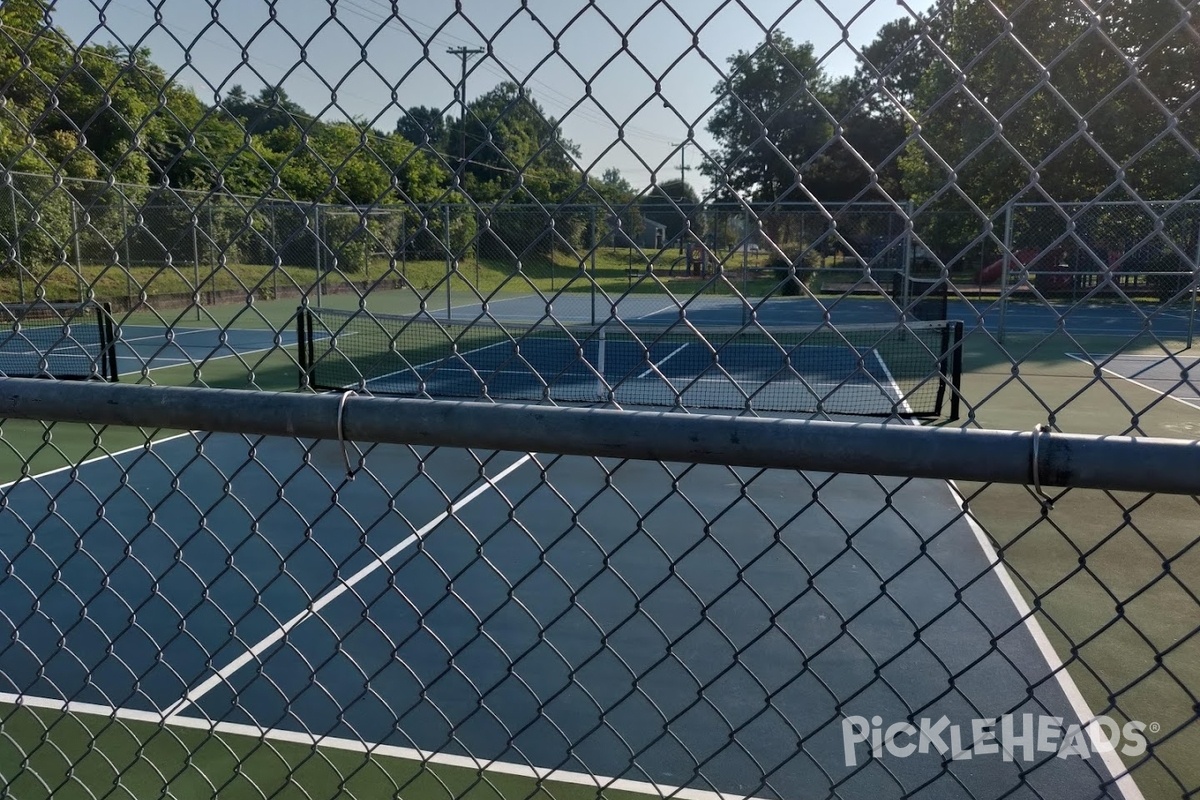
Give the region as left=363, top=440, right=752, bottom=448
left=300, top=307, right=963, bottom=419
left=0, top=301, right=118, bottom=382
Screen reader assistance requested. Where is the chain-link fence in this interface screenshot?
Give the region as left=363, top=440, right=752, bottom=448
left=2, top=2, right=1200, bottom=799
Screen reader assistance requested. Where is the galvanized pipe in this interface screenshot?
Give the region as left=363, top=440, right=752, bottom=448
left=0, top=377, right=1197, bottom=496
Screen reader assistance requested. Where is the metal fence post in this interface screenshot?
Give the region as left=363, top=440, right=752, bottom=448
left=444, top=203, right=452, bottom=320
left=742, top=205, right=750, bottom=325
left=10, top=182, right=25, bottom=304
left=999, top=203, right=1014, bottom=344
left=590, top=205, right=597, bottom=326
left=314, top=204, right=322, bottom=308
left=271, top=203, right=278, bottom=302
left=121, top=203, right=134, bottom=310
left=71, top=200, right=85, bottom=302
left=191, top=208, right=201, bottom=320
left=208, top=202, right=217, bottom=315
left=1190, top=214, right=1200, bottom=349
left=902, top=200, right=915, bottom=312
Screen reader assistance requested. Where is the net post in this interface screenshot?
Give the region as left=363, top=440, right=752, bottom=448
left=949, top=320, right=964, bottom=422
left=102, top=301, right=118, bottom=383
left=297, top=305, right=310, bottom=391
left=596, top=325, right=607, bottom=401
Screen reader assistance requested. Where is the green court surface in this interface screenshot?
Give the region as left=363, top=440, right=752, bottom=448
left=0, top=703, right=649, bottom=800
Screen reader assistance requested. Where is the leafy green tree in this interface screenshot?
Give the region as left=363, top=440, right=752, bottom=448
left=396, top=105, right=448, bottom=153
left=221, top=85, right=311, bottom=138
left=816, top=15, right=941, bottom=201
left=901, top=0, right=1198, bottom=210
left=451, top=82, right=581, bottom=202
left=0, top=0, right=68, bottom=172
left=262, top=121, right=444, bottom=205
left=591, top=167, right=643, bottom=246
left=703, top=32, right=833, bottom=202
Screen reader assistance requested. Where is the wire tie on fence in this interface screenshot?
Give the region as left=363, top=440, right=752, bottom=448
left=337, top=390, right=357, bottom=481
left=1032, top=423, right=1054, bottom=510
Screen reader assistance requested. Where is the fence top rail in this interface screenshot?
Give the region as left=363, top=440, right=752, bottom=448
left=0, top=377, right=1197, bottom=497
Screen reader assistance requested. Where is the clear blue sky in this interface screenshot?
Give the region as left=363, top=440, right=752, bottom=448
left=53, top=0, right=935, bottom=195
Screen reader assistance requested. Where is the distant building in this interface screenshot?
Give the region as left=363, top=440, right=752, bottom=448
left=610, top=217, right=666, bottom=250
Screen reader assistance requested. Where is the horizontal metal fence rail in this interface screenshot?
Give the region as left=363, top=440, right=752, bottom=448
left=2, top=377, right=1198, bottom=496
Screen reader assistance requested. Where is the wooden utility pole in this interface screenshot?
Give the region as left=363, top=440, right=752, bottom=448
left=447, top=46, right=484, bottom=171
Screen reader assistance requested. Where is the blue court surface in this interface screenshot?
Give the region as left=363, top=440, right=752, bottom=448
left=0, top=322, right=298, bottom=379
left=439, top=291, right=1197, bottom=340
left=0, top=425, right=1134, bottom=799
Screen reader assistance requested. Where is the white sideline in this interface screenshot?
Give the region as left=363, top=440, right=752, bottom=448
left=0, top=690, right=763, bottom=800
left=0, top=431, right=197, bottom=492
left=1065, top=352, right=1200, bottom=412
left=874, top=351, right=1145, bottom=800
left=161, top=451, right=535, bottom=717
left=635, top=343, right=690, bottom=379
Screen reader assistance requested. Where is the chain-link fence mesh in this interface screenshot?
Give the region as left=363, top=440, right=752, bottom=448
left=1, top=2, right=1199, bottom=799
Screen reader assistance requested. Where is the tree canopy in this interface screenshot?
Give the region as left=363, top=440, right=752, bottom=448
left=700, top=1, right=1196, bottom=211
left=0, top=4, right=588, bottom=207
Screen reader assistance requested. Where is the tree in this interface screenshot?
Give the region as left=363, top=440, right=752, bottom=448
left=450, top=82, right=582, bottom=202
left=600, top=167, right=633, bottom=195
left=396, top=105, right=448, bottom=153
left=261, top=121, right=443, bottom=205
left=900, top=0, right=1199, bottom=210
left=222, top=85, right=311, bottom=137
left=815, top=15, right=943, bottom=201
left=703, top=32, right=833, bottom=203
left=0, top=0, right=68, bottom=172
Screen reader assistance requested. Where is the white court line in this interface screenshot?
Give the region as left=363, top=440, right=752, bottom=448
left=352, top=336, right=515, bottom=390
left=636, top=343, right=689, bottom=379
left=874, top=361, right=1145, bottom=800
left=0, top=691, right=760, bottom=800
left=114, top=327, right=217, bottom=346
left=0, top=431, right=196, bottom=492
left=945, top=480, right=1146, bottom=800
left=1068, top=353, right=1189, bottom=360
left=630, top=302, right=683, bottom=320
left=1064, top=353, right=1200, bottom=412
left=162, top=452, right=535, bottom=717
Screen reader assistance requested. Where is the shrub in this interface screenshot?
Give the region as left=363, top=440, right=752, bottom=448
left=770, top=253, right=816, bottom=296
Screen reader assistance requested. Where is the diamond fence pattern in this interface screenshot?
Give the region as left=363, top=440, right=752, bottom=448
left=0, top=2, right=1199, bottom=800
